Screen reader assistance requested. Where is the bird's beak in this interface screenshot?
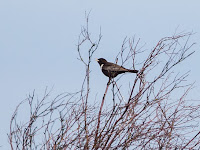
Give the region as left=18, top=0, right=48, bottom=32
left=95, top=58, right=99, bottom=62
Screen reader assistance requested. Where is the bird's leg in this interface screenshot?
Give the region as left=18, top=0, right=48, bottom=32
left=107, top=78, right=112, bottom=85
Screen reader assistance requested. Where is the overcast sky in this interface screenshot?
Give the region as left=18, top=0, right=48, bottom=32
left=0, top=0, right=200, bottom=148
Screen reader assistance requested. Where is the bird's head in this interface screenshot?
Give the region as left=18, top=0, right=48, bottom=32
left=96, top=58, right=107, bottom=66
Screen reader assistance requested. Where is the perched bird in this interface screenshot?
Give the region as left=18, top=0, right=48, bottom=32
left=96, top=58, right=138, bottom=79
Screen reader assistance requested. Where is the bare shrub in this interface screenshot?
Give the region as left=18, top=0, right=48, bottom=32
left=9, top=14, right=200, bottom=150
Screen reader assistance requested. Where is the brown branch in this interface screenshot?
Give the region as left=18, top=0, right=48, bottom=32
left=94, top=80, right=110, bottom=149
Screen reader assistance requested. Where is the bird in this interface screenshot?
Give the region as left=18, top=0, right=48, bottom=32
left=96, top=58, right=138, bottom=79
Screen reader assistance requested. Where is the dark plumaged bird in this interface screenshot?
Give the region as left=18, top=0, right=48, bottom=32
left=96, top=58, right=138, bottom=79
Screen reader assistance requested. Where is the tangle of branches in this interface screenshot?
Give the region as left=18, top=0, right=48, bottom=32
left=9, top=14, right=200, bottom=150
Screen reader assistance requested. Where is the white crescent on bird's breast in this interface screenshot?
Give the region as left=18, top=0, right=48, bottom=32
left=100, top=64, right=104, bottom=70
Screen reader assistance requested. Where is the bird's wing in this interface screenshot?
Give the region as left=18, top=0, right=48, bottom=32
left=104, top=63, right=128, bottom=72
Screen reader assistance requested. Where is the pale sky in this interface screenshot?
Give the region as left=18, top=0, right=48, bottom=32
left=0, top=0, right=200, bottom=148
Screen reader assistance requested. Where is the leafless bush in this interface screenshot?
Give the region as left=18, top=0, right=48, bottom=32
left=9, top=14, right=200, bottom=150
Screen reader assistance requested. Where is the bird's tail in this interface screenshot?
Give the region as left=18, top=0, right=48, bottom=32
left=128, top=69, right=139, bottom=73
